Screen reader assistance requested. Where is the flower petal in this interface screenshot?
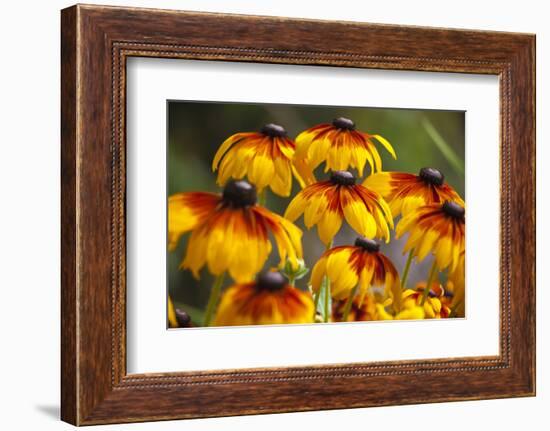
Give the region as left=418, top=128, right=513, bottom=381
left=371, top=134, right=397, bottom=159
left=168, top=192, right=219, bottom=251
left=317, top=208, right=343, bottom=245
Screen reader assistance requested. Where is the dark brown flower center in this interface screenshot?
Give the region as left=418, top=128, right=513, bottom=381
left=442, top=201, right=465, bottom=220
left=261, top=123, right=287, bottom=137
left=418, top=167, right=444, bottom=186
left=332, top=117, right=355, bottom=130
left=354, top=236, right=380, bottom=253
left=330, top=170, right=356, bottom=186
left=256, top=271, right=286, bottom=292
left=175, top=309, right=192, bottom=327
left=222, top=180, right=257, bottom=207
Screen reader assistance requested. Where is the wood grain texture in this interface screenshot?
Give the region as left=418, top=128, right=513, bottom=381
left=60, top=4, right=536, bottom=425
left=60, top=6, right=78, bottom=425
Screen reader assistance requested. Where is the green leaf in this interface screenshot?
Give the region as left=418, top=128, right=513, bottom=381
left=293, top=267, right=310, bottom=280
left=281, top=258, right=309, bottom=282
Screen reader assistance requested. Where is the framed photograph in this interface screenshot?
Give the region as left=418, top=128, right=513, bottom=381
left=61, top=4, right=535, bottom=425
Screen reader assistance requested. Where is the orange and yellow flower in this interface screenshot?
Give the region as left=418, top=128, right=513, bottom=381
left=364, top=167, right=464, bottom=217
left=293, top=117, right=396, bottom=185
left=396, top=201, right=465, bottom=272
left=212, top=123, right=302, bottom=197
left=284, top=170, right=393, bottom=245
left=214, top=271, right=314, bottom=326
left=332, top=294, right=378, bottom=322
left=401, top=283, right=451, bottom=319
left=168, top=180, right=303, bottom=282
left=310, top=237, right=400, bottom=305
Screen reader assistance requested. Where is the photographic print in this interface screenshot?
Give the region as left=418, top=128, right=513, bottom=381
left=167, top=101, right=465, bottom=328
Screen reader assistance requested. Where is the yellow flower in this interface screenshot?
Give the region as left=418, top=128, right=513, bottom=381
left=284, top=170, right=393, bottom=245
left=401, top=283, right=451, bottom=319
left=168, top=180, right=303, bottom=282
left=214, top=271, right=314, bottom=326
left=293, top=117, right=396, bottom=185
left=396, top=201, right=465, bottom=272
left=364, top=168, right=464, bottom=217
left=212, top=124, right=303, bottom=197
left=310, top=237, right=400, bottom=304
left=375, top=304, right=425, bottom=320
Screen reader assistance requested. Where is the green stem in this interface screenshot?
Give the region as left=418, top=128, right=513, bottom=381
left=401, top=249, right=414, bottom=290
left=420, top=261, right=438, bottom=306
left=258, top=189, right=267, bottom=206
left=314, top=289, right=321, bottom=308
left=342, top=285, right=359, bottom=322
left=313, top=289, right=321, bottom=320
left=203, top=273, right=225, bottom=327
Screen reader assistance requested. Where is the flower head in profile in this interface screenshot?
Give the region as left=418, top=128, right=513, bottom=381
left=214, top=271, right=314, bottom=326
left=212, top=123, right=302, bottom=197
left=284, top=170, right=393, bottom=245
left=293, top=117, right=396, bottom=185
left=168, top=180, right=302, bottom=282
left=401, top=283, right=451, bottom=319
left=310, top=237, right=400, bottom=305
left=396, top=201, right=465, bottom=271
left=364, top=167, right=464, bottom=217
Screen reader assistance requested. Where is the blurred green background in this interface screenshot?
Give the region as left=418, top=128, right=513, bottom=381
left=167, top=100, right=465, bottom=326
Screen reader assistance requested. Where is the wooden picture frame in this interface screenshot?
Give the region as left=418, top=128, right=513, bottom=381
left=61, top=4, right=535, bottom=425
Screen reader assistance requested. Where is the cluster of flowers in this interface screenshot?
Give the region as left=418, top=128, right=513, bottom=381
left=168, top=117, right=465, bottom=327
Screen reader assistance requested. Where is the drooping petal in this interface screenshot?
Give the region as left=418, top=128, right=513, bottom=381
left=416, top=229, right=440, bottom=262
left=317, top=208, right=343, bottom=245
left=181, top=226, right=209, bottom=278
left=357, top=264, right=375, bottom=304
left=291, top=158, right=316, bottom=188
left=256, top=206, right=303, bottom=269
left=212, top=132, right=254, bottom=170
left=284, top=192, right=309, bottom=221
left=325, top=248, right=358, bottom=299
left=371, top=134, right=397, bottom=159
left=248, top=153, right=275, bottom=191
left=271, top=156, right=293, bottom=196
left=342, top=194, right=378, bottom=239
left=168, top=192, right=219, bottom=251
left=310, top=255, right=328, bottom=293
left=303, top=193, right=327, bottom=229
